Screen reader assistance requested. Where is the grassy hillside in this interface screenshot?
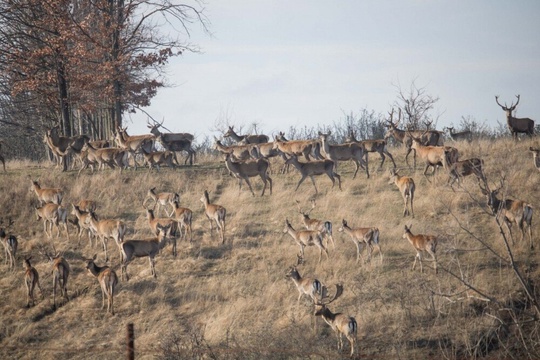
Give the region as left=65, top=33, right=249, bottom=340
left=0, top=138, right=539, bottom=359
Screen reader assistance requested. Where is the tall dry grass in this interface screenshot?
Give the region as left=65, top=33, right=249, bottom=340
left=0, top=137, right=539, bottom=359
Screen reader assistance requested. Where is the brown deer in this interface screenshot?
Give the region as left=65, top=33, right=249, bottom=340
left=529, top=147, right=540, bottom=172
left=318, top=131, right=368, bottom=179
left=445, top=126, right=472, bottom=142
left=408, top=130, right=457, bottom=177
left=295, top=200, right=335, bottom=249
left=223, top=125, right=269, bottom=144
left=1, top=219, right=17, bottom=270
left=388, top=169, right=415, bottom=218
left=141, top=147, right=178, bottom=171
left=213, top=138, right=255, bottom=161
left=283, top=219, right=328, bottom=264
left=338, top=219, right=382, bottom=263
left=114, top=127, right=155, bottom=169
left=35, top=204, right=70, bottom=240
left=23, top=256, right=44, bottom=307
left=285, top=155, right=341, bottom=195
left=145, top=208, right=179, bottom=256
left=144, top=188, right=179, bottom=217
left=447, top=158, right=485, bottom=187
left=345, top=127, right=396, bottom=170
left=402, top=224, right=438, bottom=274
left=286, top=265, right=324, bottom=305
left=480, top=181, right=534, bottom=249
left=71, top=205, right=95, bottom=247
left=87, top=212, right=127, bottom=262
left=46, top=253, right=70, bottom=309
left=314, top=284, right=357, bottom=356
left=224, top=153, right=272, bottom=196
left=148, top=120, right=196, bottom=165
left=495, top=95, right=535, bottom=139
left=30, top=179, right=63, bottom=205
left=85, top=255, right=118, bottom=315
left=172, top=200, right=193, bottom=243
left=200, top=190, right=226, bottom=244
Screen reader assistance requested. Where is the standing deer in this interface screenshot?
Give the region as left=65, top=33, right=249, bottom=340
left=200, top=190, right=226, bottom=244
left=296, top=200, right=335, bottom=249
left=145, top=208, right=179, bottom=256
left=345, top=127, right=396, bottom=170
left=480, top=181, right=534, bottom=249
left=495, top=95, right=535, bottom=139
left=71, top=205, right=95, bottom=247
left=143, top=188, right=179, bottom=217
left=283, top=219, right=328, bottom=264
left=1, top=219, right=17, bottom=270
left=87, top=212, right=127, bottom=262
left=23, top=256, right=44, bottom=307
left=30, top=179, right=63, bottom=205
left=224, top=125, right=269, bottom=144
left=224, top=153, right=273, bottom=196
left=148, top=120, right=196, bottom=165
left=338, top=219, right=382, bottom=263
left=46, top=253, right=70, bottom=308
left=408, top=130, right=457, bottom=177
left=35, top=204, right=69, bottom=240
left=85, top=255, right=118, bottom=315
left=388, top=169, right=415, bottom=218
left=529, top=147, right=540, bottom=172
left=402, top=224, right=438, bottom=274
left=172, top=200, right=193, bottom=243
left=314, top=284, right=357, bottom=356
left=447, top=158, right=485, bottom=187
left=285, top=155, right=341, bottom=195
left=318, top=131, right=368, bottom=179
left=286, top=265, right=324, bottom=306
left=445, top=127, right=472, bottom=142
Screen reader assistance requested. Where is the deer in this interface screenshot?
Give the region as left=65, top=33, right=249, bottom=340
left=295, top=200, right=335, bottom=249
left=79, top=142, right=128, bottom=173
left=44, top=126, right=89, bottom=171
left=172, top=200, right=193, bottom=243
left=314, top=284, right=357, bottom=357
left=447, top=158, right=485, bottom=188
left=30, top=179, right=63, bottom=205
left=213, top=138, right=255, bottom=161
left=318, top=131, right=369, bottom=179
left=445, top=126, right=472, bottom=142
left=35, top=203, right=70, bottom=240
left=402, top=224, right=438, bottom=274
left=143, top=187, right=179, bottom=217
left=145, top=208, right=179, bottom=256
left=85, top=255, right=118, bottom=315
left=1, top=218, right=17, bottom=270
left=286, top=265, right=324, bottom=305
left=345, top=127, right=397, bottom=170
left=120, top=224, right=171, bottom=281
left=338, top=219, right=382, bottom=263
left=224, top=153, right=272, bottom=196
left=249, top=132, right=288, bottom=161
left=46, top=253, right=70, bottom=309
left=141, top=147, right=178, bottom=171
left=23, top=256, right=44, bottom=307
left=200, top=190, right=226, bottom=244
left=388, top=169, right=415, bottom=218
left=0, top=140, right=5, bottom=172
left=408, top=129, right=457, bottom=177
left=148, top=120, right=196, bottom=165
left=71, top=204, right=96, bottom=247
left=495, top=95, right=535, bottom=139
left=272, top=135, right=317, bottom=161
left=529, top=147, right=540, bottom=172
left=283, top=219, right=328, bottom=264
left=114, top=127, right=155, bottom=169
left=480, top=181, right=534, bottom=249
left=284, top=155, right=341, bottom=195
left=223, top=125, right=269, bottom=144
left=87, top=211, right=127, bottom=262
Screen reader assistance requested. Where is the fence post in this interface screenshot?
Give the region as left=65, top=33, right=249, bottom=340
left=127, top=323, right=134, bottom=360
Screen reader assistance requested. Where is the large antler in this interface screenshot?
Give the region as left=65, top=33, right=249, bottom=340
left=495, top=95, right=508, bottom=110
left=295, top=199, right=316, bottom=216
left=315, top=283, right=344, bottom=305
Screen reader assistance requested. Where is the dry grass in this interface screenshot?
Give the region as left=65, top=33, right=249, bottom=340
left=1, top=138, right=540, bottom=359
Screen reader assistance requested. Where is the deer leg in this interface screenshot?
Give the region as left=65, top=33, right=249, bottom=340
left=295, top=175, right=308, bottom=192
left=309, top=176, right=319, bottom=194
left=244, top=177, right=255, bottom=197
left=385, top=149, right=396, bottom=168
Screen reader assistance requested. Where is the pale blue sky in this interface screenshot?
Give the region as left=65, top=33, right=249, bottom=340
left=128, top=0, right=540, bottom=140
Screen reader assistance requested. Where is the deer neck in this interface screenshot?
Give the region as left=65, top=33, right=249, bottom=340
left=228, top=130, right=244, bottom=142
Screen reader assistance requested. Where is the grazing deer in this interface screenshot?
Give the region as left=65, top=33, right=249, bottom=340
left=145, top=208, right=179, bottom=256
left=224, top=153, right=272, bottom=196
left=345, top=127, right=396, bottom=170
left=445, top=126, right=472, bottom=142
left=200, top=190, right=226, bottom=244
left=285, top=155, right=341, bottom=195
left=224, top=125, right=269, bottom=144
left=286, top=265, right=323, bottom=305
left=529, top=147, right=540, bottom=172
left=495, top=95, right=535, bottom=139
left=87, top=212, right=127, bottom=262
left=296, top=200, right=335, bottom=249
left=148, top=120, right=196, bottom=165
left=480, top=181, right=534, bottom=249
left=71, top=205, right=95, bottom=246
left=338, top=219, right=382, bottom=263
left=388, top=169, right=415, bottom=218
left=448, top=158, right=485, bottom=187
left=318, top=131, right=368, bottom=179
left=144, top=187, right=179, bottom=217
left=85, top=255, right=118, bottom=315
left=120, top=224, right=171, bottom=281
left=46, top=253, right=70, bottom=308
left=172, top=200, right=193, bottom=243
left=30, top=179, right=63, bottom=205
left=314, top=284, right=357, bottom=356
left=283, top=219, right=328, bottom=264
left=402, top=224, right=438, bottom=274
left=1, top=219, right=17, bottom=270
left=141, top=147, right=178, bottom=171
left=23, top=257, right=44, bottom=307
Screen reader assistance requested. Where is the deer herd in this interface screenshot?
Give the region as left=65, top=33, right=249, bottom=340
left=0, top=95, right=538, bottom=357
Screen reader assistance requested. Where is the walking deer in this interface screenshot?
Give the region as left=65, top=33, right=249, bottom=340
left=200, top=190, right=226, bottom=244
left=224, top=153, right=272, bottom=196
left=71, top=205, right=95, bottom=246
left=23, top=257, right=44, bottom=307
left=402, top=224, right=438, bottom=274
left=224, top=125, right=269, bottom=144
left=285, top=155, right=341, bottom=195
left=388, top=169, right=415, bottom=218
left=213, top=138, right=255, bottom=161
left=172, top=200, right=193, bottom=243
left=345, top=127, right=396, bottom=170
left=338, top=219, right=382, bottom=263
left=1, top=219, right=17, bottom=270
left=283, top=219, right=328, bottom=264
left=46, top=253, right=70, bottom=308
left=495, top=95, right=535, bottom=139
left=314, top=284, right=357, bottom=356
left=286, top=265, right=324, bottom=305
left=318, top=131, right=368, bottom=179
left=85, top=255, right=118, bottom=315
left=143, top=188, right=179, bottom=217
left=87, top=212, right=127, bottom=262
left=296, top=200, right=335, bottom=249
left=30, top=179, right=63, bottom=205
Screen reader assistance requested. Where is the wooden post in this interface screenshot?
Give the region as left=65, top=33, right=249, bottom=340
left=127, top=323, right=134, bottom=360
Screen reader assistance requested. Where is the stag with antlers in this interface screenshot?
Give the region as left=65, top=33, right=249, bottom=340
left=147, top=119, right=196, bottom=165
left=495, top=95, right=534, bottom=139
left=295, top=200, right=335, bottom=249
